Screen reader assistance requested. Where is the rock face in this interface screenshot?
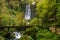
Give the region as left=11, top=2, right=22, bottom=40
left=49, top=27, right=60, bottom=34
left=49, top=27, right=56, bottom=32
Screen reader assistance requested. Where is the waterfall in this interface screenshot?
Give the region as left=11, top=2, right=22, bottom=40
left=25, top=4, right=31, bottom=25
left=25, top=4, right=31, bottom=20
left=13, top=32, right=22, bottom=40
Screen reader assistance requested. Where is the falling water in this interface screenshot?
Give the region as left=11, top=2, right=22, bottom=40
left=13, top=32, right=23, bottom=40
left=25, top=4, right=31, bottom=25
left=25, top=4, right=31, bottom=20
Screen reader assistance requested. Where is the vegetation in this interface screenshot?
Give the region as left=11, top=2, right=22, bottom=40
left=0, top=0, right=60, bottom=40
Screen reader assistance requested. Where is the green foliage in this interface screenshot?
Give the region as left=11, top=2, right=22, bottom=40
left=10, top=33, right=15, bottom=39
left=1, top=14, right=10, bottom=26
left=0, top=0, right=57, bottom=27
left=20, top=35, right=34, bottom=40
left=0, top=36, right=5, bottom=40
left=30, top=17, right=38, bottom=26
left=56, top=3, right=60, bottom=27
left=0, top=31, right=6, bottom=36
left=24, top=27, right=36, bottom=38
left=22, top=27, right=59, bottom=40
left=0, top=0, right=60, bottom=40
left=36, top=0, right=56, bottom=27
left=36, top=28, right=59, bottom=40
left=0, top=12, right=25, bottom=26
